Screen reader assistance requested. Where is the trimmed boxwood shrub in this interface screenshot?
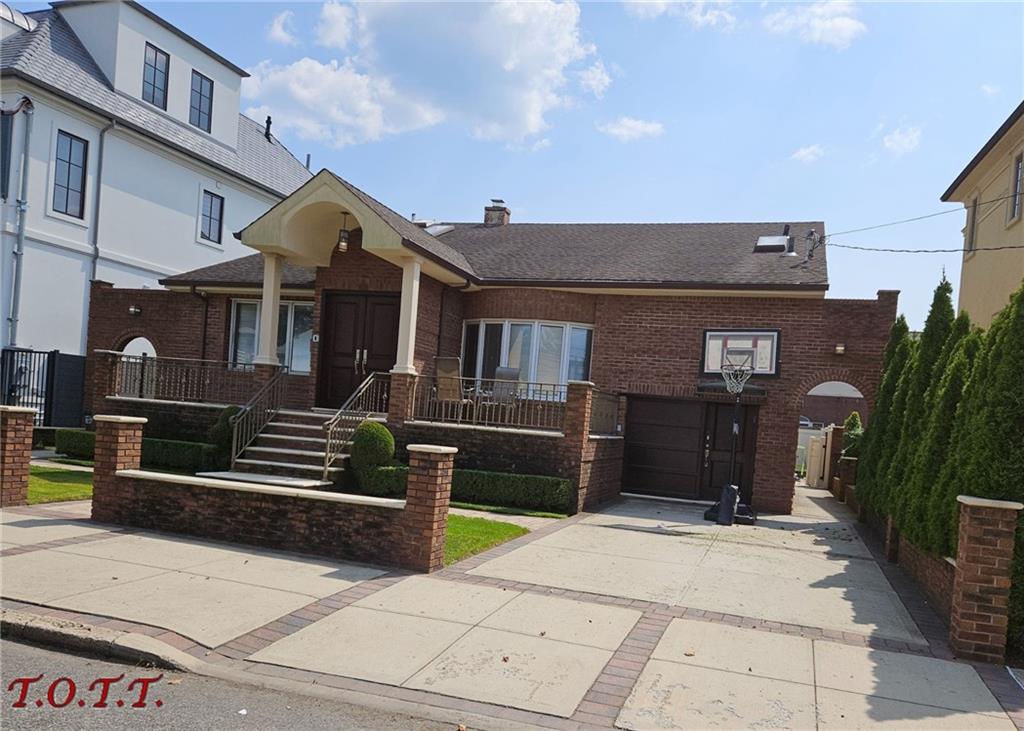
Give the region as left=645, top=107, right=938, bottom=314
left=355, top=465, right=573, bottom=514
left=349, top=420, right=395, bottom=474
left=54, top=429, right=220, bottom=473
left=55, top=429, right=95, bottom=460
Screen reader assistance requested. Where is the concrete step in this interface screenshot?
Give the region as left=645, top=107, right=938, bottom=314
left=234, top=458, right=343, bottom=478
left=243, top=446, right=327, bottom=467
left=255, top=433, right=328, bottom=450
left=195, top=471, right=333, bottom=490
left=273, top=409, right=332, bottom=426
left=263, top=421, right=326, bottom=437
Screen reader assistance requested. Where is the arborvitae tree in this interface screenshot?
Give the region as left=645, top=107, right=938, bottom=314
left=882, top=315, right=911, bottom=372
left=884, top=278, right=956, bottom=525
left=842, top=411, right=863, bottom=458
left=873, top=345, right=918, bottom=513
left=902, top=326, right=982, bottom=549
left=893, top=310, right=971, bottom=532
left=858, top=333, right=914, bottom=511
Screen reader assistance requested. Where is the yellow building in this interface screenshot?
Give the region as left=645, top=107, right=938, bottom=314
left=943, top=100, right=1024, bottom=328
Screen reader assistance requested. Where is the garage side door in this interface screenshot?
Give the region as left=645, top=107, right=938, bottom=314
left=623, top=397, right=704, bottom=500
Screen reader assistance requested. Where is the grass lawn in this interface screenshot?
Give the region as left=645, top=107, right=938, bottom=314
left=445, top=514, right=528, bottom=566
left=27, top=467, right=93, bottom=505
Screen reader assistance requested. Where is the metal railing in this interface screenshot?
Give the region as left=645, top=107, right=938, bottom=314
left=410, top=375, right=566, bottom=431
left=320, top=372, right=390, bottom=479
left=589, top=389, right=622, bottom=436
left=230, top=369, right=288, bottom=465
left=109, top=353, right=256, bottom=404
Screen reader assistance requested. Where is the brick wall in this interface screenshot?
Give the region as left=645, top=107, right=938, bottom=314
left=91, top=417, right=455, bottom=573
left=463, top=288, right=597, bottom=324
left=99, top=397, right=228, bottom=442
left=898, top=534, right=955, bottom=621
left=801, top=394, right=869, bottom=427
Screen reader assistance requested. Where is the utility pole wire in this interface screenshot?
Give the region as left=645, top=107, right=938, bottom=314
left=826, top=192, right=1021, bottom=239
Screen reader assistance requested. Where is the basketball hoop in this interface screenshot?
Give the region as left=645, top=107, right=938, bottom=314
left=721, top=363, right=752, bottom=395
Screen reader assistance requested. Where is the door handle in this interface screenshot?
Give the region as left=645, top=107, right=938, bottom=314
left=360, top=349, right=368, bottom=374
left=354, top=350, right=361, bottom=375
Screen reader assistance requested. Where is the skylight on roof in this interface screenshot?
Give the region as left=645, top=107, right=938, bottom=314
left=754, top=235, right=790, bottom=253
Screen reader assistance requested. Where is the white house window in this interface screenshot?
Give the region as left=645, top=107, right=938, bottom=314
left=460, top=320, right=593, bottom=385
left=1009, top=154, right=1023, bottom=223
left=189, top=70, right=213, bottom=133
left=53, top=130, right=87, bottom=218
left=702, top=330, right=780, bottom=376
left=142, top=43, right=169, bottom=110
left=200, top=190, right=223, bottom=243
left=230, top=300, right=313, bottom=373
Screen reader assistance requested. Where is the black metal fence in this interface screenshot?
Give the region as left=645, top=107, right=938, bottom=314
left=0, top=348, right=85, bottom=427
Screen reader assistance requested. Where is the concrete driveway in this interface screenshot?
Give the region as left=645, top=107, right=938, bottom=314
left=2, top=493, right=1021, bottom=729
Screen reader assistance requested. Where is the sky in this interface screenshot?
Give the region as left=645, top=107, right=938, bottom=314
left=25, top=0, right=1024, bottom=328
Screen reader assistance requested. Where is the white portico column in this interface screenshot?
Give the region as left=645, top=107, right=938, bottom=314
left=254, top=253, right=283, bottom=366
left=392, top=257, right=421, bottom=375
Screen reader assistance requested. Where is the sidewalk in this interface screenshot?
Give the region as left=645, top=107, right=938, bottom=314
left=2, top=495, right=1022, bottom=729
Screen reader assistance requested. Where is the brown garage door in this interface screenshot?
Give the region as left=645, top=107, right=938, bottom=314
left=623, top=397, right=758, bottom=502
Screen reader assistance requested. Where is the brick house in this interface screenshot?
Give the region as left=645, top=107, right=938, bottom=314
left=86, top=169, right=897, bottom=514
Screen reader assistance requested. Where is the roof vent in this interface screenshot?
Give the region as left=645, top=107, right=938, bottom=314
left=754, top=235, right=790, bottom=253
left=410, top=214, right=436, bottom=228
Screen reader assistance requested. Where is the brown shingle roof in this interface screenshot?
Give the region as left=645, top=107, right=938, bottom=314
left=435, top=221, right=827, bottom=289
left=162, top=219, right=827, bottom=291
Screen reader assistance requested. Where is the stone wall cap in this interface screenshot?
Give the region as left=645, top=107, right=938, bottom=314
left=407, top=444, right=459, bottom=455
left=566, top=380, right=596, bottom=387
left=0, top=405, right=37, bottom=414
left=93, top=415, right=149, bottom=424
left=957, top=495, right=1024, bottom=511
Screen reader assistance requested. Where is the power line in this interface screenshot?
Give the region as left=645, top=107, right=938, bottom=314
left=826, top=192, right=1021, bottom=239
left=824, top=241, right=1024, bottom=254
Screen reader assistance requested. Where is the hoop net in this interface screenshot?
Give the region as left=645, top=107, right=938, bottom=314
left=721, top=363, right=753, bottom=395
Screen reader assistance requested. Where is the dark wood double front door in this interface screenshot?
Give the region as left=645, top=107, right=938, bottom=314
left=317, top=293, right=400, bottom=408
left=623, top=397, right=759, bottom=503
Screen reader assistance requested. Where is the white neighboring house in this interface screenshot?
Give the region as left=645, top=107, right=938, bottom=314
left=0, top=0, right=311, bottom=355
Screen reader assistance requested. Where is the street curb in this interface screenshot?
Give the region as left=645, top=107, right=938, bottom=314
left=0, top=609, right=555, bottom=730
left=0, top=610, right=195, bottom=672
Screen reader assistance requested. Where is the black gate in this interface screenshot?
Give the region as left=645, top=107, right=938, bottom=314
left=0, top=348, right=85, bottom=427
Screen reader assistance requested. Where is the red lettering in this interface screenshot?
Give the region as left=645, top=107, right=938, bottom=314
left=88, top=674, right=124, bottom=708
left=126, top=674, right=162, bottom=708
left=7, top=675, right=43, bottom=708
left=46, top=677, right=76, bottom=708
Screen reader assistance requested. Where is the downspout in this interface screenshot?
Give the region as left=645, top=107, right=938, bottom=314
left=7, top=96, right=33, bottom=348
left=190, top=286, right=209, bottom=361
left=89, top=120, right=116, bottom=281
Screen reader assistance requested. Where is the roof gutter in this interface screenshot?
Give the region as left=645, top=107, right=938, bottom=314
left=0, top=70, right=293, bottom=200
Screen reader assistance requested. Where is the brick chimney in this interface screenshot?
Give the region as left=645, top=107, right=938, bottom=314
left=484, top=199, right=510, bottom=226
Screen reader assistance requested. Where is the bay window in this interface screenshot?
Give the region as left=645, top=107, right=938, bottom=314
left=460, top=320, right=594, bottom=386
left=230, top=300, right=313, bottom=373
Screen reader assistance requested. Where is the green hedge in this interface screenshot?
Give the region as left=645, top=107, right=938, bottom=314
left=349, top=421, right=395, bottom=474
left=55, top=429, right=224, bottom=473
left=355, top=465, right=573, bottom=514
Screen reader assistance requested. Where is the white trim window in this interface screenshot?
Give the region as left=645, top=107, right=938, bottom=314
left=230, top=300, right=313, bottom=373
left=460, top=319, right=593, bottom=385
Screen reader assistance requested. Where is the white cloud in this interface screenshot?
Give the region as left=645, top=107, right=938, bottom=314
left=267, top=11, right=298, bottom=45
left=763, top=0, right=866, bottom=50
left=981, top=83, right=1001, bottom=96
left=242, top=58, right=443, bottom=148
left=316, top=0, right=356, bottom=50
left=882, top=124, right=921, bottom=155
left=791, top=143, right=824, bottom=163
left=596, top=116, right=664, bottom=141
left=579, top=60, right=612, bottom=98
left=624, top=1, right=736, bottom=28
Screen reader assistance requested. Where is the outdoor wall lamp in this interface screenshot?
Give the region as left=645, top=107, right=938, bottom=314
left=128, top=305, right=142, bottom=316
left=834, top=343, right=846, bottom=355
left=337, top=212, right=351, bottom=252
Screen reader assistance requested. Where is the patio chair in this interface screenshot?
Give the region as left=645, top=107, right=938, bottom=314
left=477, top=366, right=521, bottom=425
left=434, top=356, right=472, bottom=421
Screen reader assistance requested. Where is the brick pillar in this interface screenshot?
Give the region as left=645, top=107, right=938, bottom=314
left=950, top=495, right=1023, bottom=664
left=91, top=415, right=147, bottom=523
left=563, top=381, right=594, bottom=514
left=403, top=444, right=456, bottom=573
left=0, top=406, right=35, bottom=507
left=88, top=350, right=121, bottom=419
left=387, top=372, right=416, bottom=429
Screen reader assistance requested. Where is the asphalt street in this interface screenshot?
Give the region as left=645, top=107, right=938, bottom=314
left=0, top=639, right=454, bottom=730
